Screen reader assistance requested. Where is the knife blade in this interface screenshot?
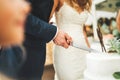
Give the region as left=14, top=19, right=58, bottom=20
left=70, top=42, right=99, bottom=53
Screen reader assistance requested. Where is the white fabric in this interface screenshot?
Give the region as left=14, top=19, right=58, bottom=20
left=53, top=2, right=89, bottom=80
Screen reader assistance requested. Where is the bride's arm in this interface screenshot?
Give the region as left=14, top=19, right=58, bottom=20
left=83, top=25, right=90, bottom=48
left=55, top=0, right=64, bottom=12
left=49, top=0, right=59, bottom=20
left=49, top=0, right=64, bottom=21
left=116, top=10, right=120, bottom=32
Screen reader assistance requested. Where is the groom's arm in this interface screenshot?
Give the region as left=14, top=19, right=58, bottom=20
left=25, top=14, right=57, bottom=43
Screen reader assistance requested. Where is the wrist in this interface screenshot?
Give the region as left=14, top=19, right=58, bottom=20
left=53, top=28, right=59, bottom=40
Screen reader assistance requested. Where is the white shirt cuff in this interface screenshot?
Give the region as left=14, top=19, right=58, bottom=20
left=53, top=27, right=58, bottom=40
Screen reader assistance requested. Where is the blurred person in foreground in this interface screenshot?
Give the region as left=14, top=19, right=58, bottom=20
left=0, top=0, right=30, bottom=79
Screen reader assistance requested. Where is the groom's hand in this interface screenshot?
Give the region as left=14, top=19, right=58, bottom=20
left=53, top=30, right=72, bottom=48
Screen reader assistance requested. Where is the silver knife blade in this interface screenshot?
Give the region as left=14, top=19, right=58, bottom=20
left=70, top=42, right=99, bottom=53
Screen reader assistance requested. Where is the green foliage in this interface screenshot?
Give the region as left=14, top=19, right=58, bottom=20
left=113, top=72, right=120, bottom=79
left=108, top=38, right=120, bottom=54
left=116, top=32, right=120, bottom=39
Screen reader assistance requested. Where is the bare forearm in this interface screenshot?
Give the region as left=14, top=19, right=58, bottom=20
left=83, top=29, right=90, bottom=48
left=117, top=10, right=120, bottom=32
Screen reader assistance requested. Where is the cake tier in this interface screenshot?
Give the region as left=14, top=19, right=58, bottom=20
left=84, top=53, right=120, bottom=80
left=84, top=71, right=116, bottom=80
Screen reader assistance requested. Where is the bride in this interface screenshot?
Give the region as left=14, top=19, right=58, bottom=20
left=53, top=0, right=92, bottom=80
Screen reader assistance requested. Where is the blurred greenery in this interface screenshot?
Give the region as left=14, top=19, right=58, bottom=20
left=108, top=38, right=120, bottom=54
left=113, top=72, right=120, bottom=79
left=116, top=32, right=120, bottom=39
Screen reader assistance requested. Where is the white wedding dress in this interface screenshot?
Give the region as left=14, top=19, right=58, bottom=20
left=53, top=2, right=89, bottom=80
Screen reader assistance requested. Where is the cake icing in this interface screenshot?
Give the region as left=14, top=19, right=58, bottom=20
left=84, top=53, right=120, bottom=80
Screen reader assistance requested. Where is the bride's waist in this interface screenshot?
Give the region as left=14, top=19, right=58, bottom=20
left=58, top=23, right=83, bottom=28
left=61, top=28, right=84, bottom=33
left=61, top=30, right=85, bottom=38
left=58, top=24, right=83, bottom=31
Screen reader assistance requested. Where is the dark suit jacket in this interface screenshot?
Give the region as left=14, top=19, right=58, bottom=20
left=0, top=46, right=25, bottom=79
left=18, top=0, right=57, bottom=79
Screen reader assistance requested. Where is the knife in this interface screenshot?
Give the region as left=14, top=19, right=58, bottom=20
left=70, top=42, right=99, bottom=53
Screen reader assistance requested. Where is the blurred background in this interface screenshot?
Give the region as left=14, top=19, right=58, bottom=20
left=42, top=0, right=120, bottom=80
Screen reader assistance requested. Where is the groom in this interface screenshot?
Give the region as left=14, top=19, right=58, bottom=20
left=18, top=0, right=72, bottom=80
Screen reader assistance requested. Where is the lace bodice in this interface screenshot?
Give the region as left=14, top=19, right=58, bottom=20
left=55, top=2, right=88, bottom=28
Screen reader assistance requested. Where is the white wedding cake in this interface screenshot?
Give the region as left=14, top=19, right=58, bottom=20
left=84, top=52, right=120, bottom=80
left=84, top=38, right=120, bottom=80
left=84, top=21, right=120, bottom=80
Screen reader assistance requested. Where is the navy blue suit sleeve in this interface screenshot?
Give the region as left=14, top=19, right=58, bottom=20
left=25, top=14, right=57, bottom=43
